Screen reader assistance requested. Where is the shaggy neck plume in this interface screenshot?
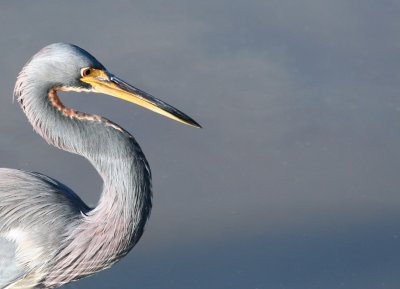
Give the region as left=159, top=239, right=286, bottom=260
left=14, top=69, right=152, bottom=286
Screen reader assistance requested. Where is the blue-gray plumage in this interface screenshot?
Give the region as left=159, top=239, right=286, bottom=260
left=0, top=43, right=200, bottom=289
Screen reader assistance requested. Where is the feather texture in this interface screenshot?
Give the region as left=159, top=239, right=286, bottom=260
left=1, top=43, right=153, bottom=288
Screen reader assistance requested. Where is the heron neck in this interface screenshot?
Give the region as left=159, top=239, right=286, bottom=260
left=18, top=85, right=152, bottom=252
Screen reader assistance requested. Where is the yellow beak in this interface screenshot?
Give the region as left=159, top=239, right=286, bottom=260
left=80, top=68, right=201, bottom=128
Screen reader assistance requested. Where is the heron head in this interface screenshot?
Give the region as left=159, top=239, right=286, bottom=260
left=22, top=43, right=200, bottom=128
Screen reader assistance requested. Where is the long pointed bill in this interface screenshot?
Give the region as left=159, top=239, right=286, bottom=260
left=80, top=68, right=201, bottom=128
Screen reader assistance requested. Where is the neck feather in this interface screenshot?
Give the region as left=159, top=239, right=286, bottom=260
left=15, top=80, right=152, bottom=285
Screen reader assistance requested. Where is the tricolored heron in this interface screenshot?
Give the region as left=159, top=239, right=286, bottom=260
left=0, top=43, right=200, bottom=289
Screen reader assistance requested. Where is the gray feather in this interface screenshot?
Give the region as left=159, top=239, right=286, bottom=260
left=1, top=43, right=153, bottom=288
left=0, top=237, right=26, bottom=288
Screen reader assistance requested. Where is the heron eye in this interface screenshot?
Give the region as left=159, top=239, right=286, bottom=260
left=81, top=68, right=92, bottom=77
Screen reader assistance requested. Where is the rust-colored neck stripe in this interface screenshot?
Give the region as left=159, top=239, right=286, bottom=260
left=48, top=87, right=124, bottom=132
left=48, top=88, right=101, bottom=122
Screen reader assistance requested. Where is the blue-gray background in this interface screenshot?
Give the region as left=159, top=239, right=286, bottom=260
left=0, top=1, right=399, bottom=288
